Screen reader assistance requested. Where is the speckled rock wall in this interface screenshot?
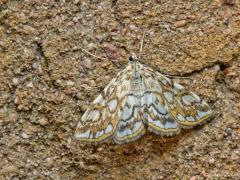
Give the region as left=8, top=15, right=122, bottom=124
left=0, top=0, right=239, bottom=179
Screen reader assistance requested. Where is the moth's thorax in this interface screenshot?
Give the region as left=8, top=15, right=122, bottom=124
left=130, top=62, right=144, bottom=94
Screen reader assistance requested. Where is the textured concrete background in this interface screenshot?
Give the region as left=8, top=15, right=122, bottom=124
left=0, top=0, right=240, bottom=179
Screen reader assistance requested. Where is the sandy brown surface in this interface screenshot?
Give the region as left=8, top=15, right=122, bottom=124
left=0, top=0, right=240, bottom=179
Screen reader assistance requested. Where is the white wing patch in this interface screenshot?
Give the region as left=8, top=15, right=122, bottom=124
left=142, top=92, right=180, bottom=136
left=75, top=58, right=213, bottom=144
left=113, top=94, right=146, bottom=144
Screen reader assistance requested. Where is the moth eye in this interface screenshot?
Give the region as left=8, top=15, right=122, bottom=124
left=129, top=56, right=134, bottom=63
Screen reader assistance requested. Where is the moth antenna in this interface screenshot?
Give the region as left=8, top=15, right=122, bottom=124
left=78, top=46, right=109, bottom=61
left=163, top=74, right=192, bottom=80
left=78, top=46, right=121, bottom=68
left=139, top=29, right=146, bottom=60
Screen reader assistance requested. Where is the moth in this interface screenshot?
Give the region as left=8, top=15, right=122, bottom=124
left=75, top=54, right=212, bottom=144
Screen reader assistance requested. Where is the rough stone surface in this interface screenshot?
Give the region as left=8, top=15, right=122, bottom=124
left=0, top=0, right=240, bottom=179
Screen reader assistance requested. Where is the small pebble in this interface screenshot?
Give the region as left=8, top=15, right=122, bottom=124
left=66, top=80, right=75, bottom=86
left=32, top=62, right=38, bottom=69
left=209, top=158, right=215, bottom=164
left=103, top=43, right=120, bottom=61
left=38, top=118, right=48, bottom=126
left=32, top=170, right=38, bottom=176
left=12, top=77, right=19, bottom=86
left=190, top=176, right=196, bottom=180
left=22, top=25, right=35, bottom=34
left=174, top=20, right=187, bottom=28
left=82, top=58, right=92, bottom=69
left=97, top=147, right=103, bottom=152
left=192, top=4, right=199, bottom=11
left=226, top=127, right=233, bottom=136
left=54, top=79, right=64, bottom=87
left=129, top=24, right=138, bottom=31
left=21, top=132, right=30, bottom=139
left=226, top=0, right=235, bottom=5
left=162, top=24, right=171, bottom=31
left=45, top=157, right=54, bottom=167
left=14, top=96, right=19, bottom=105
left=38, top=64, right=43, bottom=74
left=73, top=17, right=79, bottom=22
left=27, top=81, right=34, bottom=88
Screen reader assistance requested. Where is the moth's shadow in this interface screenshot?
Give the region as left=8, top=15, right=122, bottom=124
left=113, top=130, right=190, bottom=153
left=82, top=129, right=194, bottom=168
left=72, top=127, right=203, bottom=177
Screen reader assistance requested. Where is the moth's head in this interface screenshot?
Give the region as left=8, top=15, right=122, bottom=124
left=128, top=53, right=139, bottom=64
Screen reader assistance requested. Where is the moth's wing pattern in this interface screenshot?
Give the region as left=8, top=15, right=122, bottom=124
left=140, top=67, right=180, bottom=136
left=141, top=64, right=212, bottom=131
left=141, top=91, right=181, bottom=136
left=75, top=66, right=133, bottom=143
left=113, top=93, right=146, bottom=144
left=169, top=82, right=212, bottom=127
